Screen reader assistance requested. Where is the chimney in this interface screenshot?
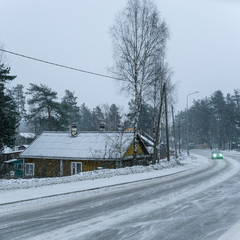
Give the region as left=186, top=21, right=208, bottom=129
left=100, top=123, right=105, bottom=131
left=71, top=123, right=78, bottom=137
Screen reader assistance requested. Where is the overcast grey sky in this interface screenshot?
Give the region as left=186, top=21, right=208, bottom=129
left=0, top=0, right=240, bottom=112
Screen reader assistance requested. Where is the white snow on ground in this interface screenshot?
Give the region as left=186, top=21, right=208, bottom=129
left=0, top=151, right=240, bottom=239
left=218, top=221, right=240, bottom=240
left=0, top=157, right=185, bottom=191
left=0, top=154, right=206, bottom=206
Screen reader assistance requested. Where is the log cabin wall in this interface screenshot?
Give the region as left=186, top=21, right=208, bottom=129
left=24, top=158, right=117, bottom=177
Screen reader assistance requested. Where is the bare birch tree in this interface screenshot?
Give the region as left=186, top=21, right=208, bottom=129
left=110, top=0, right=168, bottom=165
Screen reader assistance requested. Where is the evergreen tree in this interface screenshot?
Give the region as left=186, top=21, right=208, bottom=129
left=9, top=84, right=26, bottom=145
left=106, top=104, right=122, bottom=131
left=79, top=103, right=95, bottom=131
left=189, top=98, right=211, bottom=146
left=10, top=84, right=26, bottom=120
left=232, top=89, right=240, bottom=133
left=225, top=93, right=238, bottom=149
left=126, top=100, right=154, bottom=136
left=60, top=90, right=81, bottom=130
left=210, top=90, right=226, bottom=149
left=0, top=63, right=18, bottom=151
left=26, top=83, right=61, bottom=134
left=92, top=106, right=105, bottom=130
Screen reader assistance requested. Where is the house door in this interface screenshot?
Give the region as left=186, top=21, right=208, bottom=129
left=71, top=162, right=82, bottom=175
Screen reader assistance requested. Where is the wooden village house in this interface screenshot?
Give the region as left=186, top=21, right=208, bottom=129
left=19, top=128, right=153, bottom=178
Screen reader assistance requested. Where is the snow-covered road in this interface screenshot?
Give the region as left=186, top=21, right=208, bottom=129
left=0, top=150, right=240, bottom=240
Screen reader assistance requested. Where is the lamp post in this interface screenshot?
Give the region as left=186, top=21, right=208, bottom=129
left=186, top=91, right=199, bottom=156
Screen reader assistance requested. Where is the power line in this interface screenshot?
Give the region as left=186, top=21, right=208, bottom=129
left=0, top=48, right=124, bottom=81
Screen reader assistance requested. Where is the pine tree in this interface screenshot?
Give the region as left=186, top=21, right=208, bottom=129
left=10, top=84, right=26, bottom=120
left=232, top=89, right=240, bottom=133
left=189, top=98, right=211, bottom=146
left=107, top=104, right=122, bottom=131
left=210, top=90, right=226, bottom=149
left=60, top=90, right=81, bottom=130
left=0, top=63, right=18, bottom=152
left=126, top=100, right=154, bottom=135
left=26, top=83, right=61, bottom=134
left=9, top=84, right=26, bottom=145
left=79, top=103, right=95, bottom=131
left=225, top=93, right=238, bottom=149
left=92, top=106, right=105, bottom=130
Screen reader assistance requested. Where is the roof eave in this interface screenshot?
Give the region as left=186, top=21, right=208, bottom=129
left=20, top=155, right=123, bottom=161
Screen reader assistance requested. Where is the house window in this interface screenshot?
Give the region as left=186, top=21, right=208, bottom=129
left=25, top=163, right=35, bottom=176
left=17, top=163, right=22, bottom=170
left=71, top=162, right=82, bottom=175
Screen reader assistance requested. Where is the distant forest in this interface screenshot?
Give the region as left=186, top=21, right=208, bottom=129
left=176, top=89, right=240, bottom=150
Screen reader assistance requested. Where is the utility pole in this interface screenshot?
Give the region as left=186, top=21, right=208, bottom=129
left=153, top=83, right=165, bottom=163
left=171, top=105, right=178, bottom=159
left=165, top=85, right=170, bottom=161
left=178, top=116, right=181, bottom=154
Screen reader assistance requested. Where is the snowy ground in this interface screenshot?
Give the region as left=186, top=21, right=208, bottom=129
left=0, top=151, right=240, bottom=240
left=0, top=153, right=206, bottom=206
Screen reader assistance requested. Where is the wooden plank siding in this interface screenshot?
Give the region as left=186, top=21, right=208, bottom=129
left=125, top=142, right=145, bottom=156
left=25, top=159, right=60, bottom=178
left=24, top=158, right=117, bottom=178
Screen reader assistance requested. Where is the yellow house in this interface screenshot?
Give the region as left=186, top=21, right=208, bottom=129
left=19, top=131, right=152, bottom=178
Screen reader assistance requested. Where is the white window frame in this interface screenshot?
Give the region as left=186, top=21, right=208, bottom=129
left=25, top=163, right=35, bottom=176
left=71, top=162, right=82, bottom=175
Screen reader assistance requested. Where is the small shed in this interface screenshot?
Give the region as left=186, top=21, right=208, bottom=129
left=19, top=132, right=36, bottom=145
left=19, top=131, right=152, bottom=178
left=1, top=146, right=26, bottom=178
left=4, top=159, right=24, bottom=178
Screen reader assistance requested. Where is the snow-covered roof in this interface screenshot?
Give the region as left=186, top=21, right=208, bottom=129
left=20, top=132, right=36, bottom=139
left=4, top=159, right=19, bottom=163
left=20, top=131, right=144, bottom=160
left=2, top=147, right=13, bottom=154
left=141, top=134, right=154, bottom=147
left=2, top=146, right=23, bottom=154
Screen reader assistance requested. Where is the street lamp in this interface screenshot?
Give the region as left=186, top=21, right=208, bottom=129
left=186, top=91, right=199, bottom=156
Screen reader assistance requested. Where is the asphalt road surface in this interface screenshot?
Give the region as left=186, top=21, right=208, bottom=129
left=0, top=149, right=240, bottom=240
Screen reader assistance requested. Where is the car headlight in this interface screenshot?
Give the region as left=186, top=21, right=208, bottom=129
left=219, top=154, right=223, bottom=157
left=213, top=154, right=217, bottom=157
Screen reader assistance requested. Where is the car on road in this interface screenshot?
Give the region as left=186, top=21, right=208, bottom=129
left=211, top=150, right=223, bottom=159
